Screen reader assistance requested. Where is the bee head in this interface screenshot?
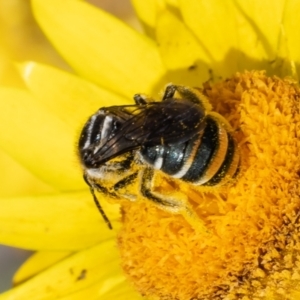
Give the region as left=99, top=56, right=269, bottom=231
left=78, top=109, right=121, bottom=169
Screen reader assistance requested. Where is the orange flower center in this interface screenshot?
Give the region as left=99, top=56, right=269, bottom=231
left=118, top=71, right=300, bottom=300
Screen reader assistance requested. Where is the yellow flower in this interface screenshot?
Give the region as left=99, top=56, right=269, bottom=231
left=1, top=0, right=300, bottom=300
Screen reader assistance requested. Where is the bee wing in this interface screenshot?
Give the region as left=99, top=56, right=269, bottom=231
left=96, top=99, right=206, bottom=163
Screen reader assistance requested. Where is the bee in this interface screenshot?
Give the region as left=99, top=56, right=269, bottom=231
left=78, top=84, right=240, bottom=229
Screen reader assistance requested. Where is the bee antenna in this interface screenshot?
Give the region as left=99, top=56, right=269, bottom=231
left=83, top=174, right=113, bottom=230
left=89, top=186, right=113, bottom=230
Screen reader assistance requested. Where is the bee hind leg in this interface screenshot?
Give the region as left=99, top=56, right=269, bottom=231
left=140, top=167, right=208, bottom=233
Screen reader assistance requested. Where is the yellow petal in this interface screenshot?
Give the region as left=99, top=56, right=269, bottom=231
left=165, top=0, right=179, bottom=7
left=18, top=61, right=129, bottom=130
left=100, top=281, right=143, bottom=300
left=0, top=240, right=134, bottom=300
left=0, top=0, right=68, bottom=69
left=0, top=191, right=119, bottom=250
left=234, top=0, right=288, bottom=75
left=0, top=50, right=24, bottom=87
left=0, top=88, right=83, bottom=190
left=58, top=281, right=142, bottom=300
left=13, top=251, right=72, bottom=286
left=156, top=11, right=211, bottom=85
left=57, top=277, right=143, bottom=300
left=131, top=0, right=166, bottom=38
left=179, top=0, right=238, bottom=76
left=0, top=148, right=55, bottom=198
left=281, top=0, right=300, bottom=78
left=132, top=0, right=180, bottom=39
left=31, top=0, right=166, bottom=98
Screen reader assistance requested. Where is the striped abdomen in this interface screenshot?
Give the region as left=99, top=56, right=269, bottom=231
left=140, top=116, right=239, bottom=186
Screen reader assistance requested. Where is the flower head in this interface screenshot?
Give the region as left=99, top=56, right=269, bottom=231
left=1, top=1, right=300, bottom=300
left=119, top=71, right=300, bottom=299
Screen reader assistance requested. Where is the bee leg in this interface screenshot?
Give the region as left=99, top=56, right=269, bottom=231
left=94, top=184, right=115, bottom=197
left=85, top=172, right=138, bottom=229
left=140, top=167, right=208, bottom=233
left=133, top=94, right=148, bottom=105
left=114, top=172, right=138, bottom=191
left=162, top=84, right=176, bottom=100
left=83, top=174, right=116, bottom=198
left=162, top=84, right=205, bottom=106
left=113, top=172, right=139, bottom=201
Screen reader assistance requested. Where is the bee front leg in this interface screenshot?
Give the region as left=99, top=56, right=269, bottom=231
left=162, top=84, right=206, bottom=106
left=162, top=84, right=176, bottom=100
left=133, top=94, right=148, bottom=105
left=139, top=167, right=208, bottom=232
left=113, top=172, right=139, bottom=201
